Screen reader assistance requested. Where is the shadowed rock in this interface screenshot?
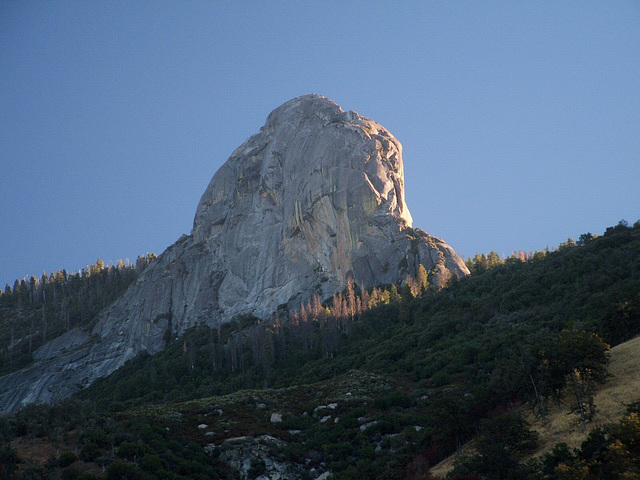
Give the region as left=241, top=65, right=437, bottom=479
left=0, top=94, right=468, bottom=412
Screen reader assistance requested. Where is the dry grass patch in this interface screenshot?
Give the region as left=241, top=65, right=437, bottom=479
left=527, top=334, right=640, bottom=455
left=429, top=335, right=640, bottom=478
left=428, top=441, right=476, bottom=478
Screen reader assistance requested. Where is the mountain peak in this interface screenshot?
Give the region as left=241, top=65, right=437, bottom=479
left=0, top=96, right=468, bottom=411
left=193, top=95, right=413, bottom=246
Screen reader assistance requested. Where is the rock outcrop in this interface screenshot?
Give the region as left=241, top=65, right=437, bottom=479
left=0, top=94, right=468, bottom=412
left=215, top=435, right=311, bottom=480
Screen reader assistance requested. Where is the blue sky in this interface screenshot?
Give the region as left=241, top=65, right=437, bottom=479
left=1, top=2, right=639, bottom=288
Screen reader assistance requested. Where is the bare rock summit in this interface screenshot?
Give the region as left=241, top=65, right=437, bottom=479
left=0, top=94, right=468, bottom=411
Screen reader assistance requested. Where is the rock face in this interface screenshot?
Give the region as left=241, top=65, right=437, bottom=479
left=0, top=94, right=468, bottom=412
left=215, top=435, right=310, bottom=480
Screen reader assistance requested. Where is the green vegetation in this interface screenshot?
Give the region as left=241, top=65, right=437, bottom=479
left=535, top=405, right=640, bottom=479
left=0, top=398, right=231, bottom=480
left=0, top=254, right=156, bottom=376
left=1, top=220, right=639, bottom=479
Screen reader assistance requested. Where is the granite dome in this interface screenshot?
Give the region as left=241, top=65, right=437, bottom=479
left=0, top=94, right=468, bottom=411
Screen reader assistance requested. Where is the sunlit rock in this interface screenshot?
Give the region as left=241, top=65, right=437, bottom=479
left=0, top=94, right=468, bottom=412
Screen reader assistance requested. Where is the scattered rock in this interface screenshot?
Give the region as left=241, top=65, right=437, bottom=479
left=270, top=413, right=283, bottom=423
left=216, top=435, right=305, bottom=480
left=360, top=420, right=379, bottom=431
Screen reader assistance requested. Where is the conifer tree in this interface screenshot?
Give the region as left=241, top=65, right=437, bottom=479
left=416, top=264, right=429, bottom=293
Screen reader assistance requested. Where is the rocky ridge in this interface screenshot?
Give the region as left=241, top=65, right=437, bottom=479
left=0, top=94, right=468, bottom=412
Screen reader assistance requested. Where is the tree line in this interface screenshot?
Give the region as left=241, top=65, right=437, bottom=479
left=0, top=254, right=156, bottom=376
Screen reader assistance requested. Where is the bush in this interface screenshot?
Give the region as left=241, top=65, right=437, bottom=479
left=363, top=420, right=395, bottom=436
left=449, top=413, right=539, bottom=478
left=326, top=441, right=354, bottom=462
left=79, top=443, right=101, bottom=463
left=62, top=468, right=98, bottom=480
left=247, top=458, right=266, bottom=479
left=0, top=445, right=21, bottom=479
left=107, top=460, right=141, bottom=480
left=373, top=390, right=413, bottom=410
left=117, top=442, right=151, bottom=460
left=58, top=451, right=78, bottom=468
left=140, top=454, right=162, bottom=472
left=82, top=427, right=110, bottom=447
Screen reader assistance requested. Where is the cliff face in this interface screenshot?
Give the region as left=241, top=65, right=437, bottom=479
left=0, top=94, right=468, bottom=412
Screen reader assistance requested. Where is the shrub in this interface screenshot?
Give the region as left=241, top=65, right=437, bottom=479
left=79, top=443, right=101, bottom=463
left=140, top=454, right=162, bottom=472
left=58, top=451, right=78, bottom=468
left=107, top=460, right=141, bottom=480
left=374, top=390, right=413, bottom=410
left=117, top=442, right=151, bottom=460
left=247, top=458, right=266, bottom=479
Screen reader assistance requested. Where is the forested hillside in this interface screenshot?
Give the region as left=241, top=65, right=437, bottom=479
left=80, top=221, right=640, bottom=407
left=0, top=221, right=639, bottom=479
left=0, top=254, right=156, bottom=376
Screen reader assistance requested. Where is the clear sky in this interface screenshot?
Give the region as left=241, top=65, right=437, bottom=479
left=1, top=2, right=639, bottom=289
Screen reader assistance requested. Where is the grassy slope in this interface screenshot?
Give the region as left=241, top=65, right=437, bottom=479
left=527, top=334, right=640, bottom=452
left=430, top=334, right=640, bottom=477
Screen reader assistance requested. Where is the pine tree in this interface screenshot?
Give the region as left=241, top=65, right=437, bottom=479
left=416, top=264, right=429, bottom=293
left=389, top=284, right=401, bottom=303
left=346, top=278, right=356, bottom=318
left=90, top=259, right=105, bottom=276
